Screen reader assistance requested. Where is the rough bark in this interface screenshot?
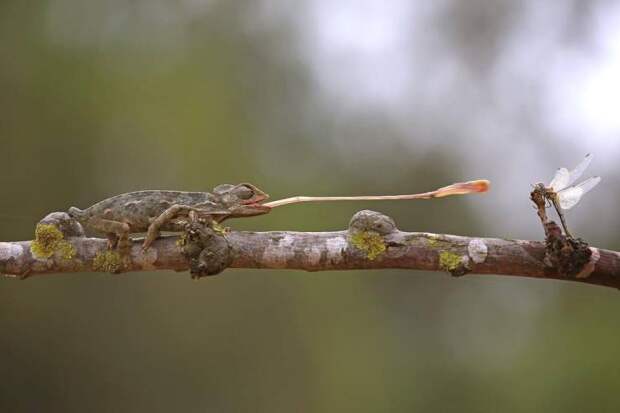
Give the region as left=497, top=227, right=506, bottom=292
left=1, top=210, right=618, bottom=290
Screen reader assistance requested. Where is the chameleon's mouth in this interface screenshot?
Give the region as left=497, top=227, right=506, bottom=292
left=249, top=203, right=272, bottom=212
left=244, top=201, right=272, bottom=211
left=226, top=199, right=272, bottom=219
left=240, top=192, right=270, bottom=207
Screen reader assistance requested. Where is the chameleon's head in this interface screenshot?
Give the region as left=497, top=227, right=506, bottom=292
left=213, top=183, right=271, bottom=218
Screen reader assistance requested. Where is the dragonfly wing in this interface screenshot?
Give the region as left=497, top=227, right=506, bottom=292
left=557, top=187, right=583, bottom=210
left=557, top=176, right=601, bottom=210
left=567, top=153, right=593, bottom=187
left=548, top=167, right=570, bottom=191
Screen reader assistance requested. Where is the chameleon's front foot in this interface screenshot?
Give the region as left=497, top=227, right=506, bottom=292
left=142, top=219, right=167, bottom=250
left=142, top=229, right=159, bottom=251
left=143, top=204, right=194, bottom=251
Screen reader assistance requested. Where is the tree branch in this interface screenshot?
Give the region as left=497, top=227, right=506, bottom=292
left=1, top=210, right=618, bottom=289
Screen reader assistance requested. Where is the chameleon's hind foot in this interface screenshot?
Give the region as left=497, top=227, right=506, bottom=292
left=89, top=218, right=130, bottom=250
left=106, top=233, right=119, bottom=250
left=106, top=233, right=132, bottom=256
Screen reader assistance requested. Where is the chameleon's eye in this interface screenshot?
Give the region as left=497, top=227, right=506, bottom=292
left=234, top=185, right=255, bottom=200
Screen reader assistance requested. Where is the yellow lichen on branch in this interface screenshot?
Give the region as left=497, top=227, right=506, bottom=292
left=30, top=223, right=75, bottom=260
left=92, top=250, right=123, bottom=273
left=439, top=251, right=463, bottom=272
left=350, top=231, right=386, bottom=260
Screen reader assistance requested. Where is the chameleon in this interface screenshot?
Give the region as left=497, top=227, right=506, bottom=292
left=66, top=179, right=490, bottom=252
left=67, top=183, right=271, bottom=250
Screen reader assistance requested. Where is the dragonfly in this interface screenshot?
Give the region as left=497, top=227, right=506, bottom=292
left=534, top=153, right=601, bottom=238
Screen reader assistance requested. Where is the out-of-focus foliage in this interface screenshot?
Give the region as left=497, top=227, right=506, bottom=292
left=1, top=1, right=619, bottom=412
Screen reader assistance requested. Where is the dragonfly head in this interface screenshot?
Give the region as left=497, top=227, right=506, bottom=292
left=530, top=182, right=550, bottom=209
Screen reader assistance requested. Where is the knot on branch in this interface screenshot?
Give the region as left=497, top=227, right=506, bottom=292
left=179, top=222, right=232, bottom=279
left=348, top=210, right=397, bottom=235
left=31, top=212, right=83, bottom=261
left=39, top=212, right=85, bottom=238
left=347, top=210, right=397, bottom=261
left=543, top=221, right=593, bottom=278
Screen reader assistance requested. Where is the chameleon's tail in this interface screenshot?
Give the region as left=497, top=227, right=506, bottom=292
left=68, top=207, right=85, bottom=219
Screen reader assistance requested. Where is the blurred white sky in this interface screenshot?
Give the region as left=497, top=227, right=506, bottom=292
left=296, top=0, right=620, bottom=149
left=545, top=2, right=620, bottom=143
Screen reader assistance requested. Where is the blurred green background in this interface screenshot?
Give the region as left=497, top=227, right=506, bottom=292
left=2, top=1, right=620, bottom=412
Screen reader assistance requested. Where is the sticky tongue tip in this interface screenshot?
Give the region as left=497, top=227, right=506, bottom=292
left=470, top=179, right=490, bottom=192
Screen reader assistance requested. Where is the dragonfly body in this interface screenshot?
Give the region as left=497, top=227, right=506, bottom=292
left=533, top=183, right=574, bottom=238
left=535, top=154, right=601, bottom=238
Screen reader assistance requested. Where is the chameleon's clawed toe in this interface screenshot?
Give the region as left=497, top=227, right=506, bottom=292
left=106, top=233, right=119, bottom=250
left=142, top=230, right=159, bottom=251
